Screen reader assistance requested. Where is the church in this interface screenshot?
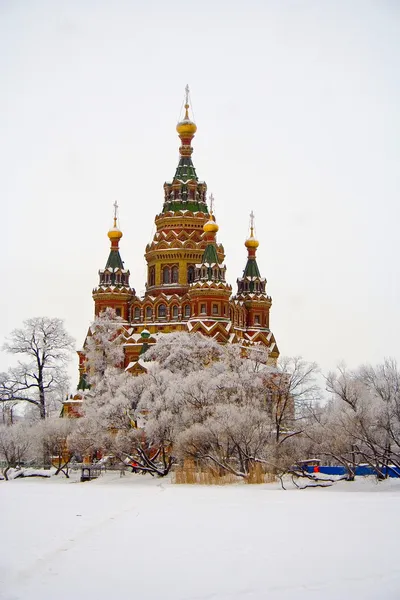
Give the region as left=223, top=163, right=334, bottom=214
left=76, top=88, right=279, bottom=392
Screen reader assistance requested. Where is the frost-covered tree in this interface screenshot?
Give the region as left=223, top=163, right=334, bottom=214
left=306, top=359, right=400, bottom=480
left=0, top=423, right=32, bottom=480
left=137, top=335, right=320, bottom=478
left=35, top=418, right=76, bottom=477
left=0, top=317, right=74, bottom=419
left=74, top=324, right=320, bottom=480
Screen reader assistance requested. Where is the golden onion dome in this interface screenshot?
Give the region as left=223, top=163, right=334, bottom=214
left=203, top=214, right=219, bottom=233
left=108, top=217, right=123, bottom=241
left=245, top=235, right=259, bottom=249
left=176, top=103, right=197, bottom=137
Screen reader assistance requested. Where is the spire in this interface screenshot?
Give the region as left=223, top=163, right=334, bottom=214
left=105, top=201, right=124, bottom=270
left=243, top=211, right=261, bottom=279
left=237, top=212, right=266, bottom=293
left=194, top=196, right=226, bottom=281
left=163, top=86, right=208, bottom=213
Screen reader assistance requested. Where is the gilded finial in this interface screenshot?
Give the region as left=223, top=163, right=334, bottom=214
left=204, top=193, right=219, bottom=233
left=108, top=201, right=123, bottom=241
left=113, top=200, right=119, bottom=228
left=184, top=84, right=190, bottom=119
left=176, top=84, right=197, bottom=139
left=250, top=210, right=255, bottom=237
left=209, top=193, right=214, bottom=216
left=245, top=210, right=259, bottom=249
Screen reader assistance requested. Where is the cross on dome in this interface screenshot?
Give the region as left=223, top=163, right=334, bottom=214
left=209, top=193, right=214, bottom=215
left=245, top=210, right=259, bottom=250
left=113, top=201, right=119, bottom=227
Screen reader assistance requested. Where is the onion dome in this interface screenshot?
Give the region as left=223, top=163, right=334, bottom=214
left=108, top=227, right=122, bottom=241
left=140, top=329, right=150, bottom=339
left=176, top=104, right=197, bottom=137
left=245, top=234, right=259, bottom=249
left=108, top=216, right=123, bottom=241
left=204, top=214, right=219, bottom=234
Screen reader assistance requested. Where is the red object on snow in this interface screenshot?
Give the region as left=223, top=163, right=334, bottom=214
left=313, top=465, right=320, bottom=473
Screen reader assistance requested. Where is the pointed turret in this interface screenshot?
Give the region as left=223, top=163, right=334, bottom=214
left=188, top=197, right=232, bottom=333
left=195, top=197, right=227, bottom=283
left=237, top=211, right=265, bottom=294
left=93, top=203, right=135, bottom=319
left=163, top=85, right=208, bottom=213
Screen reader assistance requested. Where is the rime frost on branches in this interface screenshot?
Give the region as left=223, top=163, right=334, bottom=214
left=0, top=317, right=75, bottom=419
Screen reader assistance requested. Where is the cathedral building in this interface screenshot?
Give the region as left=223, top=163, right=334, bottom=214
left=77, top=89, right=279, bottom=390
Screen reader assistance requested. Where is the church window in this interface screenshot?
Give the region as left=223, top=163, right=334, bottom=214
left=158, top=304, right=167, bottom=318
left=163, top=267, right=170, bottom=284
left=134, top=307, right=140, bottom=320
left=146, top=306, right=152, bottom=319
left=116, top=273, right=121, bottom=284
left=212, top=304, right=219, bottom=315
left=172, top=305, right=179, bottom=319
left=149, top=266, right=155, bottom=287
left=200, top=303, right=206, bottom=314
left=254, top=315, right=260, bottom=325
left=187, top=265, right=195, bottom=283
left=171, top=266, right=179, bottom=283
left=184, top=305, right=190, bottom=317
left=116, top=308, right=121, bottom=317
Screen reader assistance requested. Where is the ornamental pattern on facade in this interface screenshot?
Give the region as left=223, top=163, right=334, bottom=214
left=78, top=90, right=280, bottom=387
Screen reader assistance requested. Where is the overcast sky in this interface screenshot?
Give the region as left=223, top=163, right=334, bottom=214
left=1, top=0, right=399, bottom=386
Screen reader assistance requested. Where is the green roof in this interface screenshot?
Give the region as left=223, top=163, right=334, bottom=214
left=202, top=243, right=219, bottom=265
left=173, top=156, right=198, bottom=182
left=243, top=258, right=261, bottom=278
left=105, top=250, right=124, bottom=270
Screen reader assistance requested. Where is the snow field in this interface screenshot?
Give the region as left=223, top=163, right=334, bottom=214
left=1, top=474, right=400, bottom=600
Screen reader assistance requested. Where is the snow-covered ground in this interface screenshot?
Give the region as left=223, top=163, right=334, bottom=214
left=1, top=473, right=400, bottom=600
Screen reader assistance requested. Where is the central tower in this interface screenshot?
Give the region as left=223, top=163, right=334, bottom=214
left=144, top=87, right=224, bottom=300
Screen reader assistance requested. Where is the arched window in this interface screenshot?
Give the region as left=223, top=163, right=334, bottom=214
left=116, top=273, right=121, bottom=284
left=172, top=305, right=179, bottom=319
left=158, top=304, right=166, bottom=318
left=184, top=305, right=190, bottom=317
left=134, top=307, right=140, bottom=320
left=171, top=266, right=179, bottom=283
left=149, top=266, right=155, bottom=287
left=187, top=265, right=195, bottom=283
left=146, top=306, right=152, bottom=319
left=163, top=267, right=170, bottom=284
left=116, top=308, right=121, bottom=317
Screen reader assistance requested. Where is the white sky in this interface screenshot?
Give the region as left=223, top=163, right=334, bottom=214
left=1, top=0, right=399, bottom=387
